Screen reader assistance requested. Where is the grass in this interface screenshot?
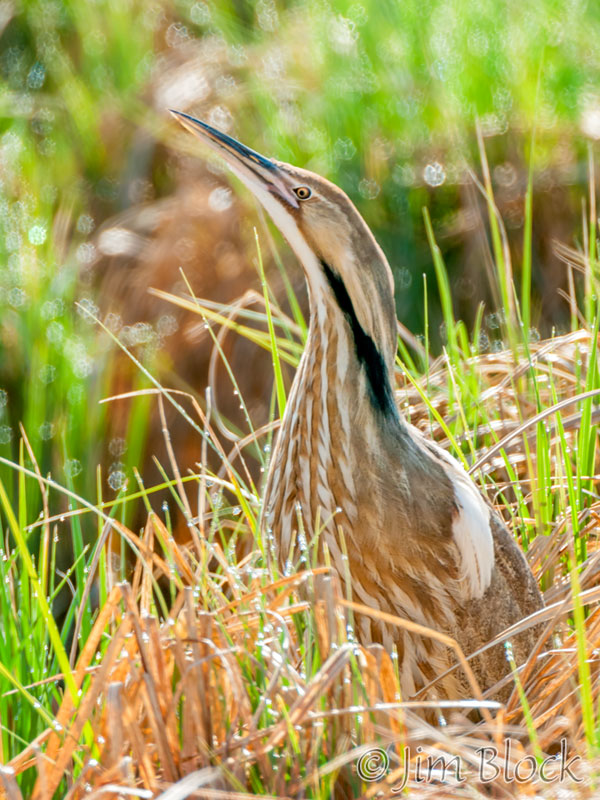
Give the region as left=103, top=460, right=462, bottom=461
left=0, top=187, right=599, bottom=795
left=1, top=0, right=600, bottom=796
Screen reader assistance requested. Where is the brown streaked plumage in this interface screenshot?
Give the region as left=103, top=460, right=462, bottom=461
left=172, top=110, right=544, bottom=704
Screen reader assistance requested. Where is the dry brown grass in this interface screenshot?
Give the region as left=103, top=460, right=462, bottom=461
left=4, top=534, right=599, bottom=798
left=2, top=325, right=600, bottom=798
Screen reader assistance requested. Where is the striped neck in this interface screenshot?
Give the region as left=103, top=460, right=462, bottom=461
left=264, top=280, right=402, bottom=560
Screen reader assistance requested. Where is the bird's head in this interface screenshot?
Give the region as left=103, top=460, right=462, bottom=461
left=171, top=110, right=398, bottom=372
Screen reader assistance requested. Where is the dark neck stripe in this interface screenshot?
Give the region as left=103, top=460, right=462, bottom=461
left=320, top=259, right=397, bottom=417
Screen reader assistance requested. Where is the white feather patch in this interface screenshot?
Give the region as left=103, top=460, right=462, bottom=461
left=449, top=469, right=494, bottom=598
left=410, top=427, right=494, bottom=599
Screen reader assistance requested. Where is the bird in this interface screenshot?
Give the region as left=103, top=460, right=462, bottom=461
left=171, top=109, right=544, bottom=704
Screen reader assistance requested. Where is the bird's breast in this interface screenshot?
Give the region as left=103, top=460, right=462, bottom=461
left=263, top=312, right=492, bottom=620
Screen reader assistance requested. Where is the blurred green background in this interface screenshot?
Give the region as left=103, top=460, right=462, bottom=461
left=1, top=0, right=599, bottom=515
left=1, top=0, right=600, bottom=784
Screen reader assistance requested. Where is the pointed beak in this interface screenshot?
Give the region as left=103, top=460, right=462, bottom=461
left=170, top=110, right=299, bottom=209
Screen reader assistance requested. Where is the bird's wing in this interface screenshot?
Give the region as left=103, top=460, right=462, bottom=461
left=406, top=424, right=494, bottom=599
left=453, top=512, right=544, bottom=700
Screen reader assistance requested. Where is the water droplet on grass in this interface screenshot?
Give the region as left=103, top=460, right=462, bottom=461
left=38, top=364, right=56, bottom=384
left=333, top=137, right=356, bottom=161
left=28, top=224, right=47, bottom=245
left=212, top=493, right=223, bottom=510
left=157, top=314, right=178, bottom=337
left=396, top=267, right=412, bottom=289
left=0, top=426, right=12, bottom=444
left=42, top=299, right=65, bottom=320
left=8, top=287, right=27, bottom=308
left=46, top=321, right=64, bottom=344
left=190, top=2, right=211, bottom=25
left=166, top=22, right=190, bottom=48
left=424, top=162, right=446, bottom=187
left=27, top=62, right=46, bottom=89
left=76, top=242, right=97, bottom=265
left=256, top=0, right=278, bottom=32
left=109, top=437, right=127, bottom=457
left=358, top=178, right=380, bottom=199
left=208, top=105, right=233, bottom=132
left=329, top=15, right=358, bottom=53
left=208, top=186, right=233, bottom=212
left=77, top=297, right=99, bottom=321
left=65, top=459, right=82, bottom=478
left=108, top=470, right=126, bottom=491
left=76, top=214, right=95, bottom=234
left=393, top=164, right=416, bottom=187
left=38, top=421, right=55, bottom=440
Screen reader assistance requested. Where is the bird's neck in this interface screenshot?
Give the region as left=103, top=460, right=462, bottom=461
left=316, top=260, right=399, bottom=417
left=264, top=282, right=402, bottom=557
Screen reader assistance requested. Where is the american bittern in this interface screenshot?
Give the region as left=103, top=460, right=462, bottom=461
left=172, top=110, right=543, bottom=703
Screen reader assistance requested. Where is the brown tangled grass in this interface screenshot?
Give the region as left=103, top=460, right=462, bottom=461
left=4, top=321, right=600, bottom=799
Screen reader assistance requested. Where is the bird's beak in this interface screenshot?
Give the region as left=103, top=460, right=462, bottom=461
left=170, top=110, right=299, bottom=209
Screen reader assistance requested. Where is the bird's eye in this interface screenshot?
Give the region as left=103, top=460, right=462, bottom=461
left=293, top=186, right=312, bottom=200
